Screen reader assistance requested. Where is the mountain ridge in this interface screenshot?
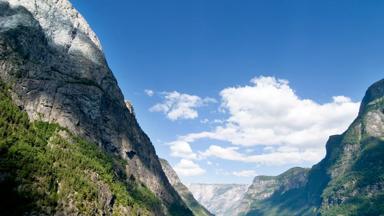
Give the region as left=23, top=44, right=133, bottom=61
left=0, top=0, right=192, bottom=215
left=187, top=183, right=248, bottom=216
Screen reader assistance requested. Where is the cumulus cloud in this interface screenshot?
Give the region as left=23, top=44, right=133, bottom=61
left=186, top=76, right=359, bottom=147
left=232, top=170, right=257, bottom=177
left=169, top=140, right=197, bottom=159
left=150, top=91, right=216, bottom=121
left=174, top=159, right=206, bottom=176
left=200, top=145, right=323, bottom=165
left=169, top=76, right=360, bottom=166
left=144, top=89, right=155, bottom=97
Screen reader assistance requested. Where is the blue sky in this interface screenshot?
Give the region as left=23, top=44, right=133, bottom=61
left=71, top=0, right=383, bottom=184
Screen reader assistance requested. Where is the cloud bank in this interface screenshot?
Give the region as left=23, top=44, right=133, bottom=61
left=232, top=170, right=258, bottom=177
left=174, top=159, right=206, bottom=176
left=169, top=140, right=197, bottom=159
left=169, top=76, right=360, bottom=169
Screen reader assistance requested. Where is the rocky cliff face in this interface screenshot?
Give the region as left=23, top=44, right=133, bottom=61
left=234, top=167, right=309, bottom=215
left=160, top=159, right=213, bottom=216
left=187, top=183, right=248, bottom=216
left=0, top=0, right=191, bottom=215
left=239, top=79, right=384, bottom=216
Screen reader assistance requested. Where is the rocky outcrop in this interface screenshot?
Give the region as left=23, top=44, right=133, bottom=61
left=239, top=79, right=384, bottom=216
left=0, top=0, right=191, bottom=215
left=160, top=159, right=213, bottom=216
left=187, top=183, right=248, bottom=216
left=233, top=167, right=309, bottom=215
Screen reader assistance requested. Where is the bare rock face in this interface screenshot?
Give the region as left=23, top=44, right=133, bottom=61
left=233, top=167, right=309, bottom=215
left=7, top=0, right=103, bottom=62
left=0, top=0, right=191, bottom=214
left=359, top=79, right=384, bottom=116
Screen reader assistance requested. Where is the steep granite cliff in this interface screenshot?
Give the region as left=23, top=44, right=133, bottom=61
left=0, top=0, right=192, bottom=215
left=239, top=79, right=384, bottom=216
left=160, top=159, right=213, bottom=216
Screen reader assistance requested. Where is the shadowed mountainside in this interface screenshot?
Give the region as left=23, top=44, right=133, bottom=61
left=160, top=159, right=213, bottom=216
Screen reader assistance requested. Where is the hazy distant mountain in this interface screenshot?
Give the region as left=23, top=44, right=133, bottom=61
left=187, top=183, right=248, bottom=216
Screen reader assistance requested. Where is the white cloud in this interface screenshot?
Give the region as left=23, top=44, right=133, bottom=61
left=169, top=76, right=360, bottom=166
left=232, top=170, right=257, bottom=177
left=208, top=76, right=360, bottom=147
left=144, top=89, right=155, bottom=97
left=150, top=91, right=216, bottom=121
left=174, top=159, right=206, bottom=176
left=200, top=145, right=323, bottom=165
left=213, top=119, right=225, bottom=124
left=169, top=140, right=197, bottom=159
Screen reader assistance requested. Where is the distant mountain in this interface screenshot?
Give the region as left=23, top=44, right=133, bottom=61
left=0, top=0, right=192, bottom=215
left=187, top=183, right=248, bottom=216
left=238, top=79, right=384, bottom=215
left=160, top=159, right=213, bottom=216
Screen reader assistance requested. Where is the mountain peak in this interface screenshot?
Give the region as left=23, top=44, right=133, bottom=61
left=6, top=0, right=104, bottom=65
left=359, top=78, right=384, bottom=115
left=7, top=0, right=101, bottom=49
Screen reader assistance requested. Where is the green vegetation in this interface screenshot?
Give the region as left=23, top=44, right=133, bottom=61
left=0, top=82, right=163, bottom=215
left=320, top=136, right=384, bottom=216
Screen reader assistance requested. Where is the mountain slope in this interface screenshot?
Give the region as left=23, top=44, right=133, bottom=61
left=160, top=159, right=213, bottom=216
left=240, top=79, right=384, bottom=216
left=233, top=167, right=310, bottom=215
left=0, top=0, right=192, bottom=215
left=187, top=183, right=248, bottom=216
left=0, top=81, right=163, bottom=215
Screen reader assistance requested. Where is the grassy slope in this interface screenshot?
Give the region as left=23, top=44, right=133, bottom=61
left=0, top=81, right=165, bottom=215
